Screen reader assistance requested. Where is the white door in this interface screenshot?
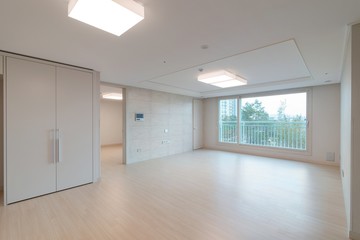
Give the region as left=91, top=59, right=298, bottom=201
left=6, top=57, right=56, bottom=203
left=56, top=67, right=93, bottom=191
left=193, top=99, right=204, bottom=149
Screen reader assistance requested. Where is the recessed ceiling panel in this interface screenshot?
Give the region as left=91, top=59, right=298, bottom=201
left=146, top=40, right=311, bottom=93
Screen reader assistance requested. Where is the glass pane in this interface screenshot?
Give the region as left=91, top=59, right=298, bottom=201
left=240, top=92, right=307, bottom=150
left=219, top=99, right=238, bottom=143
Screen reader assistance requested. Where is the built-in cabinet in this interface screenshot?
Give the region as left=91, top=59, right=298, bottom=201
left=5, top=57, right=94, bottom=204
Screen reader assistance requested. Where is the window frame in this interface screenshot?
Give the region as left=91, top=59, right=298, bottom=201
left=217, top=88, right=312, bottom=156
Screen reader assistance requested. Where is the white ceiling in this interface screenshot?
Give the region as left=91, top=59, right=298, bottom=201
left=0, top=0, right=359, bottom=98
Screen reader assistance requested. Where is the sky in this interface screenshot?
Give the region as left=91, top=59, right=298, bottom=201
left=241, top=92, right=307, bottom=117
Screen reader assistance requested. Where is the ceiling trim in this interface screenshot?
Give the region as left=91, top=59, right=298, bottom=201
left=136, top=39, right=304, bottom=84
left=199, top=76, right=314, bottom=98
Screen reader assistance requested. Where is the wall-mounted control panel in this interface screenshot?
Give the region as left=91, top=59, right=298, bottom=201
left=135, top=113, right=144, bottom=121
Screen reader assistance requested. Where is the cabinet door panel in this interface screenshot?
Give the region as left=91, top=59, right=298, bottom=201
left=6, top=57, right=56, bottom=203
left=56, top=67, right=93, bottom=190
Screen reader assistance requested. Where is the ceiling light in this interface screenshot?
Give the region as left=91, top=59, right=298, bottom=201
left=198, top=70, right=247, bottom=88
left=102, top=93, right=123, bottom=100
left=68, top=0, right=144, bottom=36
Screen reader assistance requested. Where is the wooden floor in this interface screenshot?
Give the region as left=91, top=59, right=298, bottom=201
left=0, top=145, right=348, bottom=239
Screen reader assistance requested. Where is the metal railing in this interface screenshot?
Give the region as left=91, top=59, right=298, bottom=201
left=218, top=121, right=238, bottom=143
left=219, top=121, right=307, bottom=150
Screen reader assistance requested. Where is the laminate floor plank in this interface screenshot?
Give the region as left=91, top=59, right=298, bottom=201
left=0, top=146, right=348, bottom=239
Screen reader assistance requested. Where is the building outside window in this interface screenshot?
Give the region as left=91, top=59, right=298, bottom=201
left=219, top=98, right=238, bottom=143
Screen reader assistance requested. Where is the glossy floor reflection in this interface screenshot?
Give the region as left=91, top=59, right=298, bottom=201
left=0, top=147, right=347, bottom=240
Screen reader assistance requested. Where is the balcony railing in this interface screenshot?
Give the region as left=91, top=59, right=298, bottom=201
left=219, top=121, right=307, bottom=150
left=218, top=121, right=238, bottom=143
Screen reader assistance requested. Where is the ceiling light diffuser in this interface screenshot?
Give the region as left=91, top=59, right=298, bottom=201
left=68, top=0, right=144, bottom=36
left=198, top=70, right=247, bottom=88
left=102, top=93, right=123, bottom=100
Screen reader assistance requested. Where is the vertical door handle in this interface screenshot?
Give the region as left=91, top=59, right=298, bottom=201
left=58, top=129, right=62, bottom=162
left=56, top=129, right=63, bottom=162
left=52, top=129, right=56, bottom=163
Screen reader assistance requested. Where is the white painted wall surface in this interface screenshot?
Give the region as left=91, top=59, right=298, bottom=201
left=204, top=84, right=340, bottom=165
left=312, top=84, right=340, bottom=164
left=126, top=87, right=193, bottom=164
left=193, top=99, right=204, bottom=149
left=92, top=72, right=101, bottom=183
left=0, top=75, right=3, bottom=190
left=350, top=23, right=360, bottom=239
left=0, top=56, right=2, bottom=189
left=340, top=31, right=352, bottom=233
left=100, top=100, right=123, bottom=145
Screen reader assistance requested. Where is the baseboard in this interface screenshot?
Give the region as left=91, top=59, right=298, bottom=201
left=203, top=146, right=340, bottom=167
left=350, top=231, right=360, bottom=239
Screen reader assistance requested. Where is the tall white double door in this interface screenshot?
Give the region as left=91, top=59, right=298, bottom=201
left=6, top=57, right=93, bottom=204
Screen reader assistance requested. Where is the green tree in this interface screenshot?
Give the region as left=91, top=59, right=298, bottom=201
left=241, top=100, right=269, bottom=121
left=237, top=98, right=306, bottom=150
left=222, top=115, right=237, bottom=122
left=275, top=101, right=307, bottom=149
left=240, top=100, right=269, bottom=145
left=291, top=114, right=305, bottom=122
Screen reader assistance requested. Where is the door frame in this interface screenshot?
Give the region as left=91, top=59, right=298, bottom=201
left=99, top=82, right=126, bottom=169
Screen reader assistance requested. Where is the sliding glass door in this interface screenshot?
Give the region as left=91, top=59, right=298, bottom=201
left=218, top=90, right=309, bottom=151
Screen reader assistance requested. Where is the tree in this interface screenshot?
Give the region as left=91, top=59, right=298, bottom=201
left=291, top=114, right=305, bottom=122
left=241, top=100, right=269, bottom=121
left=221, top=115, right=237, bottom=122
left=240, top=100, right=269, bottom=145
left=274, top=100, right=307, bottom=149
left=277, top=99, right=287, bottom=121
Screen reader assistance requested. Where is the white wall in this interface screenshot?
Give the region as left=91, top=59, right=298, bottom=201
left=350, top=23, right=360, bottom=239
left=193, top=99, right=204, bottom=149
left=125, top=87, right=193, bottom=164
left=204, top=84, right=340, bottom=165
left=0, top=57, right=2, bottom=190
left=100, top=99, right=123, bottom=145
left=92, top=72, right=101, bottom=182
left=312, top=84, right=341, bottom=164
left=340, top=30, right=352, bottom=234
left=0, top=74, right=3, bottom=190
left=340, top=24, right=360, bottom=240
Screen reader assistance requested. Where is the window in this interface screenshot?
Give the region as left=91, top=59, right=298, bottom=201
left=219, top=98, right=238, bottom=143
left=219, top=90, right=309, bottom=151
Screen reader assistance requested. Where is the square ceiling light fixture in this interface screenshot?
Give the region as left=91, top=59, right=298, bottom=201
left=102, top=93, right=123, bottom=100
left=68, top=0, right=144, bottom=36
left=197, top=70, right=247, bottom=88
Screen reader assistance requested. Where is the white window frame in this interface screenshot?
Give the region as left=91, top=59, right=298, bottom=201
left=217, top=88, right=312, bottom=156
